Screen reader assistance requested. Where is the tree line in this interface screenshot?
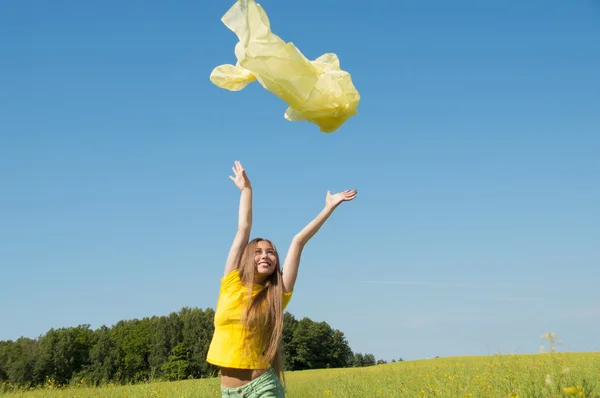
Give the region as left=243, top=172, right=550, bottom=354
left=0, top=307, right=384, bottom=389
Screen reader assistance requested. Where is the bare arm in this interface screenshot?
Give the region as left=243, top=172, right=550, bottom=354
left=224, top=161, right=252, bottom=277
left=281, top=189, right=357, bottom=292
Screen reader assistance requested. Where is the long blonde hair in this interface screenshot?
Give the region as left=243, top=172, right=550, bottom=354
left=237, top=238, right=286, bottom=385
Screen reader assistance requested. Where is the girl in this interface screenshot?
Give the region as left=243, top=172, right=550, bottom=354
left=206, top=160, right=357, bottom=398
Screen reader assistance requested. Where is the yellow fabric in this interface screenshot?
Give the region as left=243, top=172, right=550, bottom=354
left=209, top=0, right=360, bottom=133
left=206, top=270, right=292, bottom=369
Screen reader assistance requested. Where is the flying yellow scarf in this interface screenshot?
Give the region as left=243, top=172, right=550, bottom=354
left=210, top=0, right=361, bottom=133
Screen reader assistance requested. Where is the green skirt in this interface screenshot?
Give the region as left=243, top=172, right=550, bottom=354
left=220, top=368, right=285, bottom=397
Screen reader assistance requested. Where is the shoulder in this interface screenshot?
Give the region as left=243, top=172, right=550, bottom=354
left=221, top=269, right=243, bottom=291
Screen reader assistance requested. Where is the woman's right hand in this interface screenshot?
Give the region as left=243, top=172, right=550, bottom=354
left=229, top=160, right=251, bottom=190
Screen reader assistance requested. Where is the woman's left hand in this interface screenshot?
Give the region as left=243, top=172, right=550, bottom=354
left=326, top=189, right=357, bottom=209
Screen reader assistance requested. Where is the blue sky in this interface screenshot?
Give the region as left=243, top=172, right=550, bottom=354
left=1, top=0, right=599, bottom=361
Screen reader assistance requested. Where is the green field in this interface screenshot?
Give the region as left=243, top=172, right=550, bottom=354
left=2, top=353, right=599, bottom=398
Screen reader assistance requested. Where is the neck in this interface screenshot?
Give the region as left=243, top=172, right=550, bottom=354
left=254, top=273, right=269, bottom=285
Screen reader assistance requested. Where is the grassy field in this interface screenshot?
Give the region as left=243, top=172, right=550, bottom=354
left=2, top=352, right=599, bottom=397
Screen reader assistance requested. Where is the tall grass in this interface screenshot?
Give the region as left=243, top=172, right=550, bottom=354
left=3, top=352, right=599, bottom=397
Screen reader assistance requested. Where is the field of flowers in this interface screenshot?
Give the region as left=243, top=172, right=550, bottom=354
left=2, top=352, right=599, bottom=397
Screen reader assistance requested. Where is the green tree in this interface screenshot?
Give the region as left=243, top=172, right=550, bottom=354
left=0, top=305, right=359, bottom=387
left=353, top=352, right=364, bottom=367
left=32, top=329, right=56, bottom=385
left=282, top=312, right=298, bottom=371
left=161, top=343, right=190, bottom=381
left=180, top=307, right=217, bottom=378
left=0, top=340, right=11, bottom=382
left=289, top=318, right=321, bottom=370
left=55, top=325, right=95, bottom=384
left=4, top=338, right=37, bottom=386
left=330, top=330, right=354, bottom=368
left=149, top=313, right=182, bottom=378
left=363, top=353, right=376, bottom=366
left=111, top=319, right=152, bottom=383
left=82, top=326, right=118, bottom=385
left=289, top=318, right=353, bottom=370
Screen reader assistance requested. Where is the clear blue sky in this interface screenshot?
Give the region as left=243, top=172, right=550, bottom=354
left=1, top=0, right=599, bottom=361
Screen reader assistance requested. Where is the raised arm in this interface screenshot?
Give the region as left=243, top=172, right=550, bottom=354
left=224, top=161, right=253, bottom=277
left=281, top=189, right=357, bottom=292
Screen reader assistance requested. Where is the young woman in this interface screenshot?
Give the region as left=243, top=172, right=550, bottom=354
left=206, top=160, right=357, bottom=397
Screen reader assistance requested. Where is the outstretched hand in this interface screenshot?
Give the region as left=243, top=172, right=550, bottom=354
left=326, top=189, right=357, bottom=209
left=229, top=160, right=251, bottom=190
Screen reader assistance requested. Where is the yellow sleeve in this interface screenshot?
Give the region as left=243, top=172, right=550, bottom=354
left=221, top=269, right=243, bottom=292
left=283, top=290, right=293, bottom=310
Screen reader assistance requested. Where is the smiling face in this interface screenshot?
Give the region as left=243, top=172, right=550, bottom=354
left=254, top=240, right=278, bottom=281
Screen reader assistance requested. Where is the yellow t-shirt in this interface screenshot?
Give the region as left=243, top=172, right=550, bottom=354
left=206, top=269, right=293, bottom=369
